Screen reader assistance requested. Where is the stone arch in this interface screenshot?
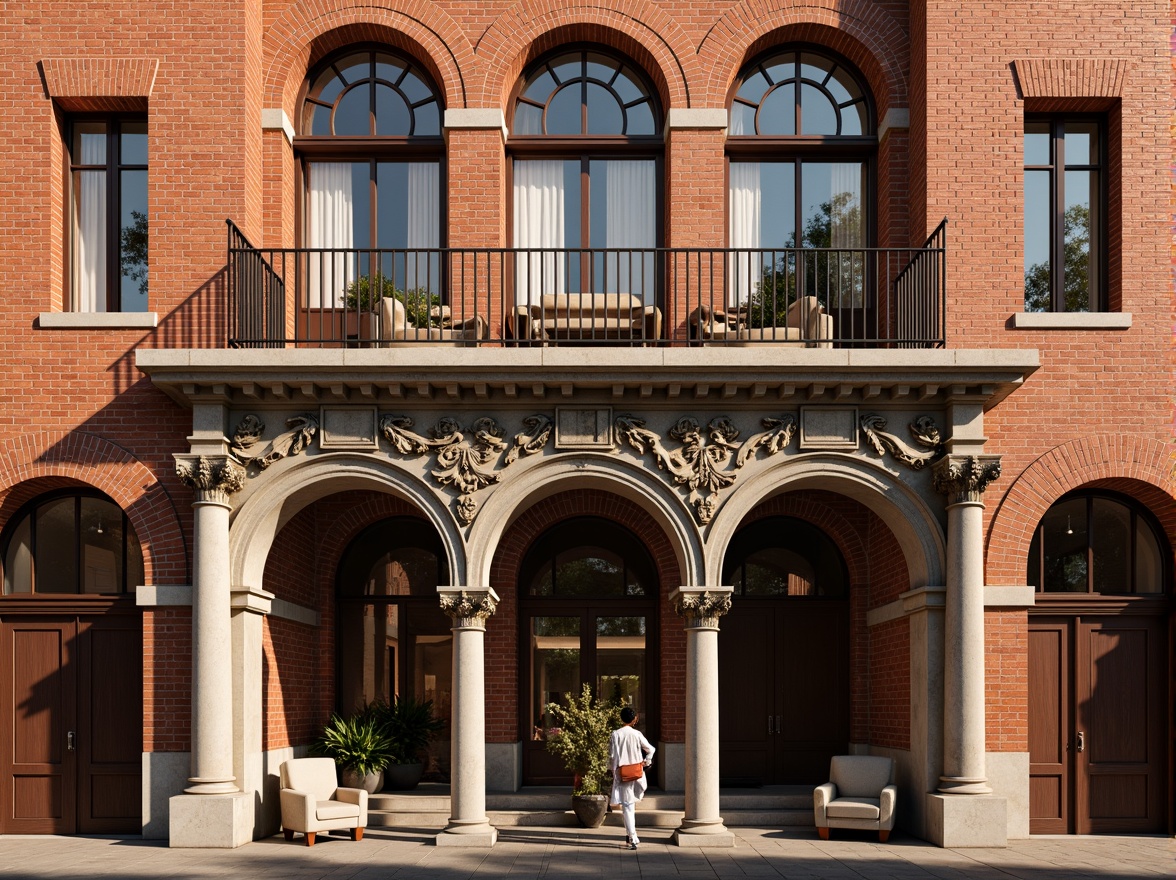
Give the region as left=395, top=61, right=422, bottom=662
left=705, top=453, right=944, bottom=590
left=986, top=435, right=1176, bottom=584
left=467, top=452, right=700, bottom=588
left=698, top=0, right=909, bottom=114
left=474, top=1, right=696, bottom=113
left=0, top=430, right=186, bottom=586
left=264, top=1, right=475, bottom=116
left=229, top=453, right=465, bottom=596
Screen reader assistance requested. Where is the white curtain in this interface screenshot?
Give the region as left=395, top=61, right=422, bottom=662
left=728, top=162, right=761, bottom=306
left=307, top=162, right=355, bottom=307
left=513, top=160, right=565, bottom=305
left=829, top=162, right=863, bottom=307
left=73, top=137, right=107, bottom=312
left=406, top=162, right=439, bottom=293
left=604, top=160, right=656, bottom=300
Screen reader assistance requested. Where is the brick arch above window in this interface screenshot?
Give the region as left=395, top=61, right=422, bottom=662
left=985, top=435, right=1176, bottom=583
left=475, top=10, right=695, bottom=115
left=699, top=2, right=908, bottom=115
left=0, top=431, right=186, bottom=586
left=264, top=5, right=473, bottom=116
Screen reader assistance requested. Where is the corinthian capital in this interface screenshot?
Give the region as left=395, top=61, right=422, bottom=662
left=932, top=454, right=1001, bottom=504
left=175, top=455, right=246, bottom=506
left=438, top=587, right=500, bottom=628
left=671, top=587, right=733, bottom=629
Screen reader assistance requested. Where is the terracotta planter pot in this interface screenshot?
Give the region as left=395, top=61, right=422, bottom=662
left=339, top=767, right=383, bottom=794
left=571, top=794, right=609, bottom=828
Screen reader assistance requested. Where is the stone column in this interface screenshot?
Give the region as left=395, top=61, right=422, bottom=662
left=435, top=587, right=499, bottom=847
left=170, top=455, right=253, bottom=848
left=670, top=587, right=734, bottom=847
left=932, top=455, right=1000, bottom=794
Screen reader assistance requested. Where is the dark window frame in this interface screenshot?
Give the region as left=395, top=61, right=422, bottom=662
left=67, top=114, right=148, bottom=312
left=1023, top=114, right=1106, bottom=312
left=1027, top=490, right=1170, bottom=595
left=0, top=489, right=142, bottom=596
left=722, top=515, right=849, bottom=599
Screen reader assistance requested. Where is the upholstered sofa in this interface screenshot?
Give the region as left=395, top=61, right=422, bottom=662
left=514, top=292, right=662, bottom=343
left=689, top=294, right=833, bottom=347
left=379, top=295, right=488, bottom=344
left=813, top=755, right=897, bottom=842
left=279, top=757, right=368, bottom=846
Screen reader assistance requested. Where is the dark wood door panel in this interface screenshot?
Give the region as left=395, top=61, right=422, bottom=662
left=1028, top=621, right=1068, bottom=834
left=719, top=609, right=774, bottom=785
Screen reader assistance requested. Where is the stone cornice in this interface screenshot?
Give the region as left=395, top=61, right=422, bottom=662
left=137, top=349, right=1038, bottom=412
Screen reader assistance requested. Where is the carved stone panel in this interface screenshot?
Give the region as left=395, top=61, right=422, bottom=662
left=554, top=407, right=613, bottom=449
left=799, top=407, right=859, bottom=451
left=320, top=406, right=379, bottom=451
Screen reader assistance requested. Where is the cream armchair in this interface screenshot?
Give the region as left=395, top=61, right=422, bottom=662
left=379, top=295, right=488, bottom=345
left=689, top=295, right=833, bottom=347
left=813, top=755, right=897, bottom=842
left=279, top=757, right=368, bottom=846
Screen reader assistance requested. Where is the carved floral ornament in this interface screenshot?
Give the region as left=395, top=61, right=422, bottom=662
left=224, top=410, right=950, bottom=525
left=175, top=455, right=246, bottom=505
left=438, top=589, right=499, bottom=624
left=672, top=589, right=733, bottom=626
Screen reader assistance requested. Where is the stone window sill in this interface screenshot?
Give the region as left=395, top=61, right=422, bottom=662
left=1010, top=312, right=1131, bottom=330
left=39, top=311, right=158, bottom=330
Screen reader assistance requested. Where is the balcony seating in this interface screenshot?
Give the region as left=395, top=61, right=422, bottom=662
left=513, top=292, right=662, bottom=343
left=689, top=295, right=833, bottom=347
left=813, top=755, right=897, bottom=842
left=379, top=295, right=488, bottom=345
left=279, top=757, right=368, bottom=846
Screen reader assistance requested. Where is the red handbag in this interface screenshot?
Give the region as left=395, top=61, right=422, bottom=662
left=618, top=762, right=644, bottom=782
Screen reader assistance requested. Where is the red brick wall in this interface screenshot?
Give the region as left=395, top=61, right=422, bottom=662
left=143, top=607, right=191, bottom=752
left=985, top=610, right=1028, bottom=752
left=869, top=617, right=910, bottom=750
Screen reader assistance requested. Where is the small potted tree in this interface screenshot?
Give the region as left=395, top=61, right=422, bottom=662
left=310, top=707, right=393, bottom=794
left=543, top=683, right=621, bottom=828
left=378, top=695, right=446, bottom=791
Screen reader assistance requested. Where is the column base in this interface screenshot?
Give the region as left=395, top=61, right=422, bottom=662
left=184, top=777, right=239, bottom=796
left=673, top=819, right=734, bottom=847
left=169, top=792, right=254, bottom=848
left=937, top=775, right=993, bottom=795
left=925, top=793, right=1007, bottom=848
left=436, top=819, right=498, bottom=847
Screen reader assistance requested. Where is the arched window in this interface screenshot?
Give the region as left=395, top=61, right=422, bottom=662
left=298, top=48, right=444, bottom=308
left=1027, top=491, right=1168, bottom=594
left=723, top=516, right=848, bottom=597
left=727, top=48, right=874, bottom=316
left=509, top=48, right=663, bottom=312
left=1, top=491, right=144, bottom=595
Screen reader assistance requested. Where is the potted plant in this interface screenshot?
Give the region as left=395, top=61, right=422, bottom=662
left=343, top=275, right=443, bottom=334
left=310, top=708, right=393, bottom=794
left=543, top=683, right=622, bottom=828
left=374, top=695, right=445, bottom=791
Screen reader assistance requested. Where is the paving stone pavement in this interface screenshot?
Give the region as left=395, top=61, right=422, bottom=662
left=0, top=828, right=1172, bottom=880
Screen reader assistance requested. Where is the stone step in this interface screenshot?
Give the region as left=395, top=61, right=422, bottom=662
left=369, top=807, right=814, bottom=829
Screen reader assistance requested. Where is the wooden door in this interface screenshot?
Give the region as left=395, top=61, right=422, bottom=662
left=719, top=602, right=849, bottom=785
left=0, top=619, right=77, bottom=834
left=1029, top=614, right=1167, bottom=834
left=76, top=616, right=143, bottom=833
left=1075, top=616, right=1165, bottom=833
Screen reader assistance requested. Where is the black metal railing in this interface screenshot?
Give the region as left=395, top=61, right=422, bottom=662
left=225, top=219, right=946, bottom=348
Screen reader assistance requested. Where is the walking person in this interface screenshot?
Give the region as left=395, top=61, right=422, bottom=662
left=608, top=706, right=655, bottom=850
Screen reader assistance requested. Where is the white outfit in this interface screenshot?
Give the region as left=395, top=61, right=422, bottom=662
left=608, top=724, right=655, bottom=844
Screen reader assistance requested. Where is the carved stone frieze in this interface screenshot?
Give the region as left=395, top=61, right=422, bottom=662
left=438, top=588, right=500, bottom=628
left=860, top=414, right=945, bottom=469
left=175, top=455, right=246, bottom=506
left=231, top=413, right=319, bottom=470
left=932, top=454, right=1002, bottom=504
left=672, top=588, right=733, bottom=628
left=616, top=414, right=798, bottom=524
left=380, top=414, right=551, bottom=525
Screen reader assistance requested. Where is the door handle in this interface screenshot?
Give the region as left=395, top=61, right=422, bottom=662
left=767, top=715, right=773, bottom=735
left=67, top=731, right=76, bottom=752
left=775, top=715, right=782, bottom=734
left=1076, top=731, right=1084, bottom=753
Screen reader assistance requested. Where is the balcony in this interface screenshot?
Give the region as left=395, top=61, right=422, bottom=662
left=226, top=220, right=946, bottom=349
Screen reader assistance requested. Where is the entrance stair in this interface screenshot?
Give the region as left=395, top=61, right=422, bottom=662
left=369, top=784, right=814, bottom=829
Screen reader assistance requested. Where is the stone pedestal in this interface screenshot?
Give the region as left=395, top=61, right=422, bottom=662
left=670, top=587, right=735, bottom=848
left=435, top=587, right=499, bottom=847
left=926, top=793, right=1008, bottom=848
left=169, top=792, right=254, bottom=848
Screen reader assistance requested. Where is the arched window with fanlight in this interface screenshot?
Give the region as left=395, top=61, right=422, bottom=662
left=509, top=48, right=663, bottom=314
left=727, top=48, right=874, bottom=326
left=1027, top=491, right=1169, bottom=594
left=1, top=491, right=144, bottom=595
left=297, top=47, right=444, bottom=311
